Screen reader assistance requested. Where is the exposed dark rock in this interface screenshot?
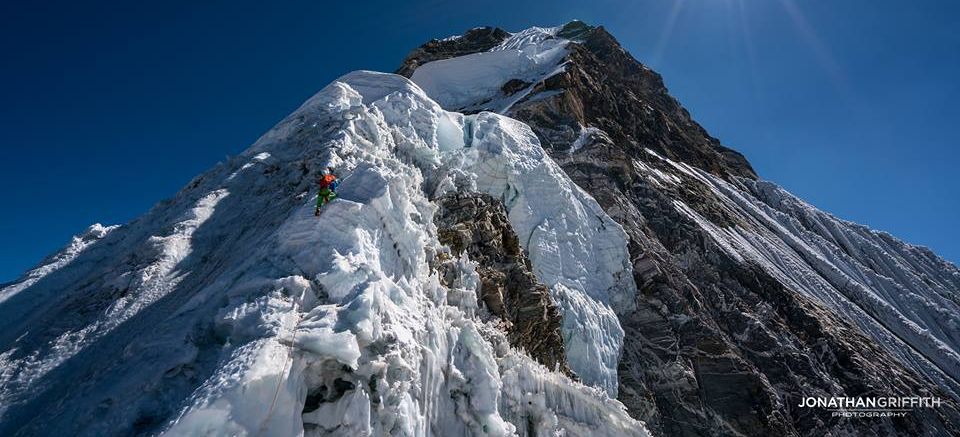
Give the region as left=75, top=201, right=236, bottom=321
left=513, top=26, right=755, bottom=181
left=555, top=143, right=960, bottom=436
left=501, top=78, right=531, bottom=96
left=556, top=20, right=594, bottom=40
left=400, top=22, right=960, bottom=436
left=397, top=24, right=756, bottom=182
left=434, top=191, right=570, bottom=374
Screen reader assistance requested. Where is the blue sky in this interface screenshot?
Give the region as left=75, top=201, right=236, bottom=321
left=1, top=0, right=958, bottom=281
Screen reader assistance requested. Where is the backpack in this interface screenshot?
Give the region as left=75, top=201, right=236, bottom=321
left=319, top=174, right=337, bottom=189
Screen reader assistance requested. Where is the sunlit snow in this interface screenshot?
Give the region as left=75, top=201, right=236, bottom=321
left=0, top=69, right=645, bottom=436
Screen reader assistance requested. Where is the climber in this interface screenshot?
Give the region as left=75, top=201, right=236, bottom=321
left=315, top=168, right=340, bottom=216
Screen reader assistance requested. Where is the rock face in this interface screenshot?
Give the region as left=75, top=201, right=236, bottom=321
left=401, top=21, right=960, bottom=436
left=434, top=191, right=569, bottom=374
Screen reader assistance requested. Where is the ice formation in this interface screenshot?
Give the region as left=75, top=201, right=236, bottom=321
left=0, top=69, right=644, bottom=436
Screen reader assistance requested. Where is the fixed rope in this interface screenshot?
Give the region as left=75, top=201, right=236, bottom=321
left=256, top=286, right=307, bottom=437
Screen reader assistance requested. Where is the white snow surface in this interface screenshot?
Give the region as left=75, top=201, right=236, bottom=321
left=638, top=149, right=960, bottom=400
left=0, top=71, right=643, bottom=436
left=411, top=26, right=569, bottom=114
left=0, top=223, right=116, bottom=305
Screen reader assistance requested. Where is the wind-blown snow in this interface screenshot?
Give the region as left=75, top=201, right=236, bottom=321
left=0, top=70, right=643, bottom=436
left=569, top=125, right=606, bottom=155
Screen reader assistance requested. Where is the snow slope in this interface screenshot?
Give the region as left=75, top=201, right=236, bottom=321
left=411, top=26, right=570, bottom=113
left=639, top=148, right=960, bottom=400
left=0, top=224, right=116, bottom=305
left=0, top=71, right=643, bottom=436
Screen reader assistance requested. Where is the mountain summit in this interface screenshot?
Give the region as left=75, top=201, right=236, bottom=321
left=1, top=22, right=958, bottom=436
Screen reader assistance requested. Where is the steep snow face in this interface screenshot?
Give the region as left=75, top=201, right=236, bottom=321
left=640, top=149, right=960, bottom=400
left=410, top=26, right=569, bottom=113
left=0, top=224, right=116, bottom=305
left=0, top=71, right=641, bottom=436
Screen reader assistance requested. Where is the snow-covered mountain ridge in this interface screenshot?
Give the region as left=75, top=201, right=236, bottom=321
left=1, top=20, right=959, bottom=437
left=0, top=67, right=644, bottom=436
